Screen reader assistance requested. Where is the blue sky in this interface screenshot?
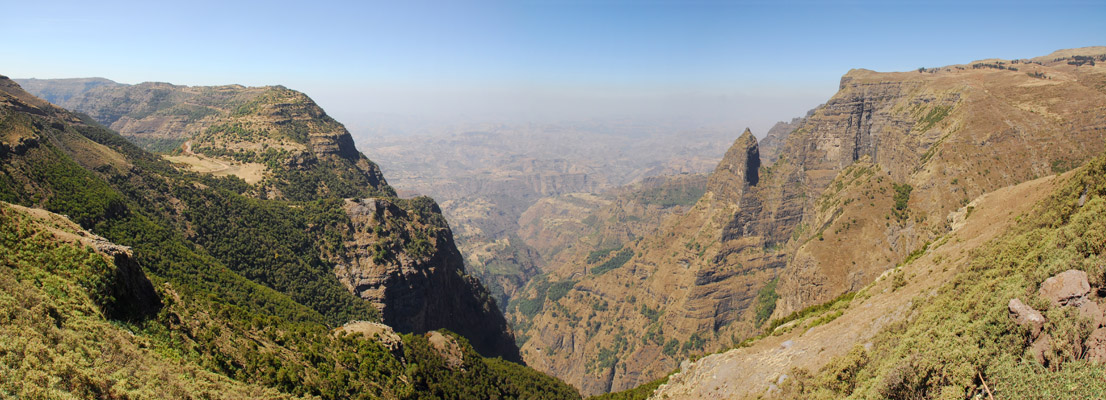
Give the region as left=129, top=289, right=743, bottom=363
left=4, top=0, right=1104, bottom=136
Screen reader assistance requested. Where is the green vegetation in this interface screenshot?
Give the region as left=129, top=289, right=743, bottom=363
left=915, top=105, right=952, bottom=132
left=547, top=280, right=576, bottom=303
left=0, top=94, right=577, bottom=399
left=125, top=136, right=188, bottom=153
left=175, top=187, right=378, bottom=326
left=588, top=375, right=668, bottom=400
left=586, top=246, right=622, bottom=264
left=592, top=248, right=634, bottom=274
left=767, top=291, right=856, bottom=334
left=639, top=304, right=662, bottom=323
left=682, top=332, right=706, bottom=353
left=0, top=203, right=293, bottom=398
left=754, top=277, right=780, bottom=326
left=1052, top=158, right=1077, bottom=174
left=891, top=182, right=913, bottom=221
left=511, top=276, right=579, bottom=319
left=402, top=332, right=579, bottom=399
left=778, top=153, right=1106, bottom=399
left=631, top=183, right=706, bottom=208
left=662, top=338, right=680, bottom=356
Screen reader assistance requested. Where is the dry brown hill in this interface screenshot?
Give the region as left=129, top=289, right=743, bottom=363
left=512, top=47, right=1106, bottom=395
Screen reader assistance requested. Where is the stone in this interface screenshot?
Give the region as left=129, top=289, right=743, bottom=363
left=335, top=321, right=403, bottom=354
left=1030, top=334, right=1051, bottom=365
left=332, top=198, right=522, bottom=362
left=1038, top=270, right=1091, bottom=307
left=1077, top=301, right=1105, bottom=328
left=1084, top=328, right=1106, bottom=364
left=1008, top=298, right=1046, bottom=338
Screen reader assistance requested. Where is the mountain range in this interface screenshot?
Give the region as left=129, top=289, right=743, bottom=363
left=6, top=46, right=1106, bottom=399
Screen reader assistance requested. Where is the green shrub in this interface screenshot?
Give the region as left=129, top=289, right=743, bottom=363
left=593, top=248, right=634, bottom=274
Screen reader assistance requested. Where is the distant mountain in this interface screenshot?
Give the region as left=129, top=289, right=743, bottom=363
left=0, top=74, right=578, bottom=398
left=358, top=122, right=734, bottom=308
left=512, top=47, right=1106, bottom=396
left=14, top=77, right=120, bottom=104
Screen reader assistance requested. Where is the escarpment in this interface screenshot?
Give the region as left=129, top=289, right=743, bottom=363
left=513, top=47, right=1106, bottom=396
left=333, top=197, right=522, bottom=361
left=16, top=76, right=521, bottom=363
left=17, top=79, right=393, bottom=200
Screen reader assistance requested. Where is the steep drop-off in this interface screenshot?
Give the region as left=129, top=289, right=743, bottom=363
left=3, top=76, right=523, bottom=368
left=513, top=47, right=1106, bottom=395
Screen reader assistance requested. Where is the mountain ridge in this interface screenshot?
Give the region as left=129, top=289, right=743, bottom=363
left=1, top=74, right=559, bottom=397
left=512, top=46, right=1106, bottom=395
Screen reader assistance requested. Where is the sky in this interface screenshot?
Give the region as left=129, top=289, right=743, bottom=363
left=3, top=0, right=1105, bottom=137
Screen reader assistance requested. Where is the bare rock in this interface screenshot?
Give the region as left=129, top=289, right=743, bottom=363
left=1084, top=328, right=1106, bottom=364
left=1008, top=298, right=1046, bottom=338
left=1078, top=301, right=1105, bottom=328
left=427, top=331, right=465, bottom=370
left=333, top=197, right=522, bottom=362
left=1031, top=334, right=1051, bottom=365
left=1038, top=270, right=1091, bottom=307
left=335, top=321, right=403, bottom=354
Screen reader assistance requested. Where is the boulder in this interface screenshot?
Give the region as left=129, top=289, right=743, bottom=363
left=1077, top=301, right=1105, bottom=328
left=1084, top=328, right=1106, bottom=364
left=1008, top=298, right=1046, bottom=338
left=1038, top=270, right=1091, bottom=307
left=1030, top=334, right=1051, bottom=365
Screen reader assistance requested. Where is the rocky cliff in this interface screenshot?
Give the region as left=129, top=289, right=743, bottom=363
left=12, top=76, right=522, bottom=362
left=16, top=79, right=391, bottom=200
left=512, top=47, right=1106, bottom=395
left=757, top=110, right=810, bottom=164
left=334, top=197, right=522, bottom=361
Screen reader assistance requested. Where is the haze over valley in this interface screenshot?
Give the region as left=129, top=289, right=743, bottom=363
left=3, top=1, right=1106, bottom=399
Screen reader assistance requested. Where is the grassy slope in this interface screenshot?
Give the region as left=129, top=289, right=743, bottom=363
left=778, top=154, right=1106, bottom=399
left=1, top=84, right=579, bottom=399
left=0, top=202, right=300, bottom=399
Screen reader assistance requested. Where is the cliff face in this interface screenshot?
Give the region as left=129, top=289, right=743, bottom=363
left=758, top=111, right=810, bottom=164
left=333, top=197, right=522, bottom=361
left=17, top=80, right=392, bottom=200
left=12, top=76, right=520, bottom=361
left=0, top=87, right=577, bottom=398
left=514, top=47, right=1106, bottom=395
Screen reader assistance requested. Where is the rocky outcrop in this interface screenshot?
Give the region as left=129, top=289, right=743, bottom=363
left=335, top=321, right=403, bottom=354
left=309, top=131, right=360, bottom=162
left=1, top=202, right=162, bottom=322
left=707, top=128, right=759, bottom=202
left=758, top=111, right=811, bottom=164
left=1038, top=269, right=1092, bottom=307
left=1086, top=328, right=1106, bottom=364
left=333, top=197, right=522, bottom=362
left=426, top=331, right=466, bottom=369
left=1009, top=269, right=1106, bottom=367
left=15, top=79, right=394, bottom=199
left=518, top=47, right=1106, bottom=395
left=1008, top=298, right=1045, bottom=338
left=97, top=242, right=162, bottom=321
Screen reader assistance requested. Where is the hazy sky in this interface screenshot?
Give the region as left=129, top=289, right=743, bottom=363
left=4, top=0, right=1104, bottom=136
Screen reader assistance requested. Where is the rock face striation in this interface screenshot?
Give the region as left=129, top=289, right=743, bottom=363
left=14, top=76, right=521, bottom=362
left=333, top=197, right=522, bottom=361
left=16, top=79, right=392, bottom=200
left=513, top=47, right=1106, bottom=395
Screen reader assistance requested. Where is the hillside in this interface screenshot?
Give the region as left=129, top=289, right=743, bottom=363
left=511, top=47, right=1106, bottom=395
left=0, top=75, right=574, bottom=398
left=14, top=78, right=391, bottom=201
left=654, top=147, right=1106, bottom=399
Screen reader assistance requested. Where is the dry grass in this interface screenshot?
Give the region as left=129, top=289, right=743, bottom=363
left=163, top=153, right=266, bottom=184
